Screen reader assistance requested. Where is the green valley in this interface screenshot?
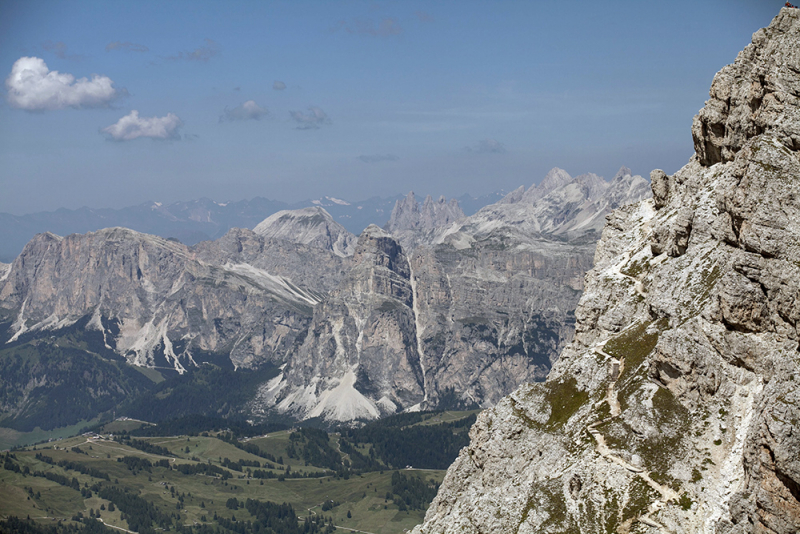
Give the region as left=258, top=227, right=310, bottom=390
left=0, top=410, right=477, bottom=534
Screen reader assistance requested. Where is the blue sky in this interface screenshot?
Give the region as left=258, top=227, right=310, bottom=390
left=0, top=0, right=780, bottom=214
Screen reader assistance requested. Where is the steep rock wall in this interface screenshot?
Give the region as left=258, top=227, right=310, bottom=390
left=414, top=8, right=800, bottom=533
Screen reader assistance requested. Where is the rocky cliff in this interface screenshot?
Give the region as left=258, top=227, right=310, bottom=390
left=259, top=225, right=425, bottom=422
left=435, top=166, right=651, bottom=246
left=413, top=8, right=800, bottom=533
left=253, top=206, right=356, bottom=257
left=0, top=173, right=649, bottom=429
left=258, top=168, right=650, bottom=422
left=386, top=192, right=465, bottom=250
left=405, top=166, right=650, bottom=410
left=0, top=226, right=348, bottom=372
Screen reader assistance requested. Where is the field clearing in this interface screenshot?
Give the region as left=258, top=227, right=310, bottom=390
left=412, top=410, right=481, bottom=427
left=2, top=429, right=450, bottom=534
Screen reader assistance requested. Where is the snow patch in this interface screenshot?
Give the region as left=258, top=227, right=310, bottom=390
left=326, top=196, right=351, bottom=206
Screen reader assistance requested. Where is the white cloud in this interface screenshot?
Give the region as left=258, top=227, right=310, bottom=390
left=5, top=56, right=121, bottom=111
left=289, top=106, right=331, bottom=129
left=220, top=100, right=268, bottom=122
left=273, top=80, right=286, bottom=90
left=465, top=138, right=506, bottom=153
left=102, top=110, right=182, bottom=141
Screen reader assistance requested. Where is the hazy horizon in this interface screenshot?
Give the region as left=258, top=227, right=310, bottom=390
left=0, top=0, right=780, bottom=215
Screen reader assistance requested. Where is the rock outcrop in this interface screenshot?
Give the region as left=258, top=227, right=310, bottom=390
left=402, top=167, right=650, bottom=410
left=385, top=192, right=465, bottom=250
left=435, top=166, right=651, bottom=246
left=260, top=226, right=424, bottom=421
left=259, top=168, right=650, bottom=421
left=253, top=206, right=356, bottom=257
left=0, top=227, right=347, bottom=371
left=413, top=9, right=800, bottom=533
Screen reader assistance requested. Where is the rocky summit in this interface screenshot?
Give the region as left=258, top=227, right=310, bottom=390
left=0, top=163, right=651, bottom=429
left=253, top=205, right=357, bottom=257
left=385, top=192, right=466, bottom=250
left=413, top=8, right=800, bottom=534
left=259, top=225, right=424, bottom=421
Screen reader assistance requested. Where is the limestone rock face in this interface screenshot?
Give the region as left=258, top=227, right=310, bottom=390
left=193, top=227, right=350, bottom=295
left=693, top=9, right=800, bottom=166
left=408, top=235, right=590, bottom=410
left=414, top=9, right=800, bottom=534
left=395, top=167, right=650, bottom=410
left=440, top=166, right=651, bottom=243
left=385, top=192, right=465, bottom=250
left=253, top=206, right=356, bottom=257
left=261, top=166, right=650, bottom=421
left=0, top=227, right=347, bottom=371
left=262, top=225, right=425, bottom=421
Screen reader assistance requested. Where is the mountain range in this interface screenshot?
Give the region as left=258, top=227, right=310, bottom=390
left=0, top=165, right=649, bottom=433
left=0, top=192, right=508, bottom=263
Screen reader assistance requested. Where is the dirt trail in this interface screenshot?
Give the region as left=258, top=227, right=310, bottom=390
left=588, top=339, right=679, bottom=533
left=97, top=518, right=137, bottom=533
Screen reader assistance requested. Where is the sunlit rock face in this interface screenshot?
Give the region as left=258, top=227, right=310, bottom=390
left=253, top=206, right=357, bottom=257
left=0, top=226, right=349, bottom=371
left=0, top=166, right=650, bottom=427
left=262, top=164, right=651, bottom=422
left=385, top=192, right=465, bottom=251
left=413, top=8, right=800, bottom=534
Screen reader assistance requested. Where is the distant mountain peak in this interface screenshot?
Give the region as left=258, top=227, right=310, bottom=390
left=613, top=165, right=632, bottom=180
left=385, top=191, right=465, bottom=242
left=253, top=206, right=356, bottom=257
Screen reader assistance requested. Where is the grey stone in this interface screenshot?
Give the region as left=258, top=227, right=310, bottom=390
left=413, top=9, right=800, bottom=534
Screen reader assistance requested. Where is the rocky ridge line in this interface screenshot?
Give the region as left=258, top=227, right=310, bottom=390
left=413, top=8, right=800, bottom=534
left=258, top=167, right=651, bottom=422
left=385, top=192, right=465, bottom=250
left=0, top=225, right=349, bottom=371
left=253, top=206, right=356, bottom=257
